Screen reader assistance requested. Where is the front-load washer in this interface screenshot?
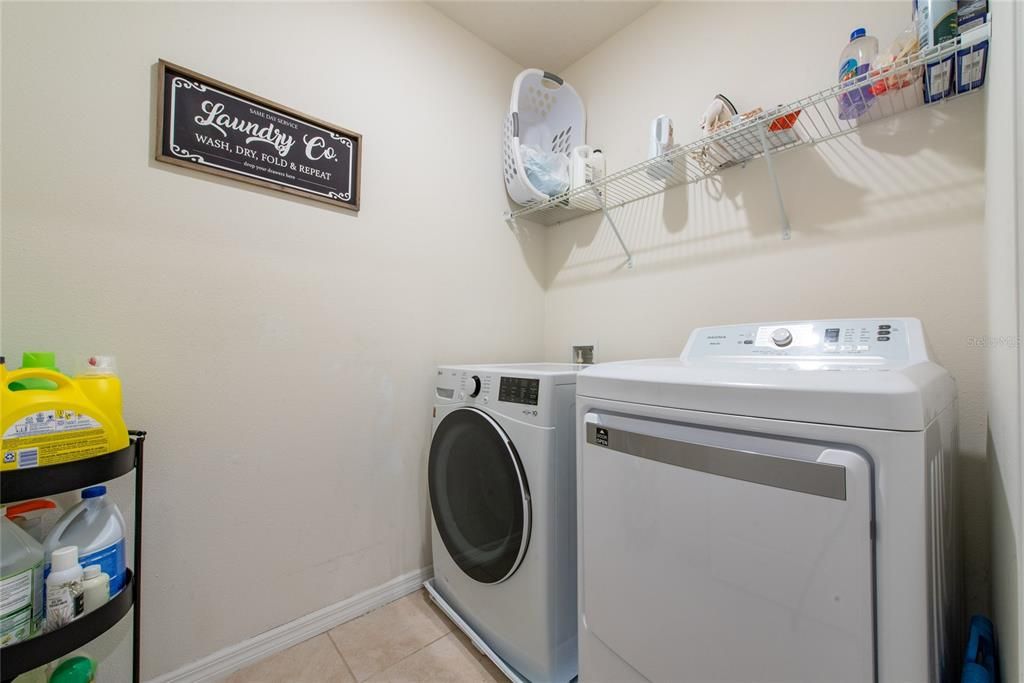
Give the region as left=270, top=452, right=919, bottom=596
left=576, top=319, right=962, bottom=683
left=425, top=363, right=581, bottom=683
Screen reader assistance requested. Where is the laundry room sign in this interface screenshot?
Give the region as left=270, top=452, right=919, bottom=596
left=155, top=60, right=361, bottom=211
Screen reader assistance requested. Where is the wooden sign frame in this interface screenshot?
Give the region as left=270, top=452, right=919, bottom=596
left=155, top=60, right=361, bottom=211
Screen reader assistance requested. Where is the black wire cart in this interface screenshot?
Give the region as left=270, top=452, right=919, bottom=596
left=1, top=431, right=146, bottom=683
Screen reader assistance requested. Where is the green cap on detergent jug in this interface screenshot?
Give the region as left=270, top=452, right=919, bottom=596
left=22, top=352, right=57, bottom=370
left=49, top=657, right=96, bottom=683
left=9, top=352, right=61, bottom=391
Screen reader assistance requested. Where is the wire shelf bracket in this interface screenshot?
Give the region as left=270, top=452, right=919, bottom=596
left=757, top=124, right=792, bottom=241
left=505, top=192, right=635, bottom=269
left=595, top=187, right=634, bottom=269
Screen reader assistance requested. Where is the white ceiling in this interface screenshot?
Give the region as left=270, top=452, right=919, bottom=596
left=429, top=1, right=658, bottom=73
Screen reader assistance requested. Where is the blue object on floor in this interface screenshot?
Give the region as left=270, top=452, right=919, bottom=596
left=962, top=614, right=997, bottom=683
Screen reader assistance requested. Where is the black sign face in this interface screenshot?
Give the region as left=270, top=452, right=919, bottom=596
left=498, top=377, right=540, bottom=406
left=156, top=61, right=360, bottom=211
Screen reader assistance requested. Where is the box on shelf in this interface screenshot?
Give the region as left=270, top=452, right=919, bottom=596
left=957, top=0, right=988, bottom=33
left=917, top=0, right=958, bottom=102
left=955, top=21, right=990, bottom=94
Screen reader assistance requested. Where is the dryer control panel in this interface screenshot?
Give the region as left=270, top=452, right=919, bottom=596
left=681, top=319, right=927, bottom=368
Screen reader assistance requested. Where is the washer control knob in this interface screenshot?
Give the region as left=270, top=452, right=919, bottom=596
left=771, top=328, right=793, bottom=347
left=467, top=375, right=482, bottom=398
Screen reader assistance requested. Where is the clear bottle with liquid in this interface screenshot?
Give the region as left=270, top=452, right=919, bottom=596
left=838, top=28, right=879, bottom=120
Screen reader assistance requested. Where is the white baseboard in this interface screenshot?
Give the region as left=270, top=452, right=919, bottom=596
left=148, top=566, right=433, bottom=683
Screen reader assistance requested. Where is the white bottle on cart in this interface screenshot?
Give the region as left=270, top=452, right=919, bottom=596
left=44, top=486, right=126, bottom=595
left=45, top=546, right=83, bottom=631
left=81, top=565, right=110, bottom=614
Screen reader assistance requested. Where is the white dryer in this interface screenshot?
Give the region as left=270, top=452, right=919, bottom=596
left=576, top=319, right=962, bottom=683
left=426, top=363, right=581, bottom=683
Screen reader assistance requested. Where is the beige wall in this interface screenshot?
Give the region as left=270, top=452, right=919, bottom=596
left=547, top=1, right=991, bottom=613
left=0, top=2, right=544, bottom=678
left=2, top=0, right=1013, bottom=679
left=986, top=1, right=1023, bottom=679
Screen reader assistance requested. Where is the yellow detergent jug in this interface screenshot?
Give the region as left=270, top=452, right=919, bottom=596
left=2, top=357, right=128, bottom=471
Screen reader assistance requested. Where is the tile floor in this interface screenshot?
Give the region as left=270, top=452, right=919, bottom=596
left=225, top=590, right=506, bottom=682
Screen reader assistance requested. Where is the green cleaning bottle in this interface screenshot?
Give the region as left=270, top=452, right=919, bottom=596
left=49, top=657, right=96, bottom=683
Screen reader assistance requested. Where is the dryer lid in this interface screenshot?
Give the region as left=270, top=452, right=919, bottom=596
left=577, top=318, right=956, bottom=431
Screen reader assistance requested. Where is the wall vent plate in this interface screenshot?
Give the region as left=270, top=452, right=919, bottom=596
left=572, top=344, right=597, bottom=365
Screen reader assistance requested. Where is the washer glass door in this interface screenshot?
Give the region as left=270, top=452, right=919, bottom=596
left=429, top=407, right=531, bottom=584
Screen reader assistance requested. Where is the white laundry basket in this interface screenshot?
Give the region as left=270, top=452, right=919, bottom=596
left=503, top=69, right=586, bottom=207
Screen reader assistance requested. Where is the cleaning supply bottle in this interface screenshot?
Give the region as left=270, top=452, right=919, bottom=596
left=44, top=486, right=126, bottom=595
left=590, top=149, right=606, bottom=184
left=569, top=146, right=607, bottom=208
left=2, top=355, right=128, bottom=471
left=1, top=510, right=45, bottom=644
left=49, top=656, right=96, bottom=683
left=838, top=28, right=879, bottom=120
left=571, top=146, right=606, bottom=188
left=6, top=499, right=62, bottom=543
left=80, top=566, right=109, bottom=614
left=45, top=546, right=84, bottom=631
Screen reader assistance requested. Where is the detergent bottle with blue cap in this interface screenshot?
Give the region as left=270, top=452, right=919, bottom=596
left=43, top=486, right=126, bottom=596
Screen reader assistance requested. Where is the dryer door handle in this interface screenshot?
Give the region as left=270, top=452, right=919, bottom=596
left=585, top=422, right=848, bottom=500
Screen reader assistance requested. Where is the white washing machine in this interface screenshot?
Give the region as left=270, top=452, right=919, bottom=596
left=576, top=319, right=962, bottom=683
left=425, top=363, right=581, bottom=683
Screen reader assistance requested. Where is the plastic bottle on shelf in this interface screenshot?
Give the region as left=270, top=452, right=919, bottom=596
left=6, top=499, right=62, bottom=543
left=44, top=486, right=127, bottom=595
left=571, top=146, right=607, bottom=189
left=45, top=546, right=84, bottom=631
left=591, top=149, right=606, bottom=183
left=80, top=565, right=110, bottom=614
left=49, top=656, right=97, bottom=683
left=2, top=354, right=128, bottom=471
left=569, top=146, right=608, bottom=208
left=838, top=28, right=879, bottom=120
left=1, top=510, right=45, bottom=644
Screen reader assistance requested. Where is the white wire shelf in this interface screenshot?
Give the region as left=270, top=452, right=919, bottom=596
left=506, top=25, right=991, bottom=237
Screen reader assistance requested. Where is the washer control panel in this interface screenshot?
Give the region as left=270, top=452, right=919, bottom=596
left=498, top=376, right=540, bottom=405
left=436, top=369, right=496, bottom=403
left=683, top=319, right=918, bottom=367
left=434, top=368, right=548, bottom=415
